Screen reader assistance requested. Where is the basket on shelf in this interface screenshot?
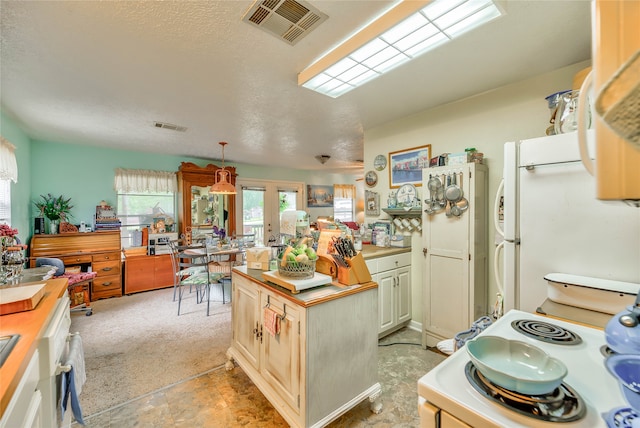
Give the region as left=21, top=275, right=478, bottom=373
left=277, top=257, right=316, bottom=279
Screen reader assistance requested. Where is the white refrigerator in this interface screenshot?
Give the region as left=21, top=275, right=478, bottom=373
left=499, top=130, right=640, bottom=314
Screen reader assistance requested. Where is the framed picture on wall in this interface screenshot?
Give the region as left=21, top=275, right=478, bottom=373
left=307, top=185, right=334, bottom=207
left=389, top=144, right=431, bottom=188
left=365, top=190, right=380, bottom=216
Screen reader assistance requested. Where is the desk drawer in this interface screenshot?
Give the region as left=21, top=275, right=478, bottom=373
left=60, top=255, right=92, bottom=265
left=91, top=275, right=122, bottom=300
left=93, top=260, right=121, bottom=277
left=93, top=252, right=121, bottom=262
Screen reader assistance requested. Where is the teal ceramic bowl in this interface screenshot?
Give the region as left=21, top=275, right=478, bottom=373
left=466, top=335, right=568, bottom=395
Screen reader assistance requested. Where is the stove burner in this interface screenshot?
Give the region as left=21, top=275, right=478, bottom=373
left=465, top=362, right=586, bottom=423
left=601, top=345, right=615, bottom=358
left=604, top=407, right=640, bottom=428
left=512, top=319, right=582, bottom=345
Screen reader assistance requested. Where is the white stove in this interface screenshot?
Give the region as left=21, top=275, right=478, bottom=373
left=418, top=309, right=627, bottom=427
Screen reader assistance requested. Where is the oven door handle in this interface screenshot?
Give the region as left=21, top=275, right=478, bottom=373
left=55, top=364, right=72, bottom=375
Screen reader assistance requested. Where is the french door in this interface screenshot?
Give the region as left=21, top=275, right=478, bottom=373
left=235, top=179, right=305, bottom=246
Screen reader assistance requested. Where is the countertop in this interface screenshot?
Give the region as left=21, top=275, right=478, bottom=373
left=235, top=265, right=377, bottom=308
left=359, top=244, right=411, bottom=260
left=0, top=278, right=68, bottom=417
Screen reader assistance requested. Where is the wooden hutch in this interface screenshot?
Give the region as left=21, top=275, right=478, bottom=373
left=176, top=162, right=237, bottom=243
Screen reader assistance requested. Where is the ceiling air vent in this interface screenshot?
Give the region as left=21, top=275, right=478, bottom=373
left=153, top=121, right=187, bottom=132
left=243, top=0, right=328, bottom=46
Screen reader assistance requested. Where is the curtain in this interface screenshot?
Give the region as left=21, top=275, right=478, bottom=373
left=0, top=137, right=18, bottom=183
left=114, top=168, right=177, bottom=193
left=333, top=184, right=355, bottom=199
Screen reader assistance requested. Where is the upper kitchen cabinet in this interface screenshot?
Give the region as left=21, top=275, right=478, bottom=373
left=591, top=0, right=640, bottom=202
left=177, top=162, right=237, bottom=243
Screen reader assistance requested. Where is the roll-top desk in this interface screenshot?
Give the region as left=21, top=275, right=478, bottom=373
left=29, top=231, right=122, bottom=301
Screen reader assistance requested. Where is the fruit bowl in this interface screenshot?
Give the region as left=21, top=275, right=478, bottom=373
left=277, top=257, right=316, bottom=279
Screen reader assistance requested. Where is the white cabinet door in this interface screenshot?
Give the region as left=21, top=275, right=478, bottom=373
left=378, top=264, right=412, bottom=336
left=422, top=163, right=488, bottom=347
left=261, top=291, right=301, bottom=413
left=232, top=275, right=261, bottom=370
left=396, top=265, right=412, bottom=325
left=377, top=271, right=395, bottom=334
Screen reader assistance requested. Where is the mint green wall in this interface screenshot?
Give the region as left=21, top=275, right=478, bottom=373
left=2, top=108, right=358, bottom=245
left=1, top=111, right=32, bottom=244
left=30, top=140, right=358, bottom=231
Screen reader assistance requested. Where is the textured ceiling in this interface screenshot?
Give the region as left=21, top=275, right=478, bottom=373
left=0, top=0, right=592, bottom=173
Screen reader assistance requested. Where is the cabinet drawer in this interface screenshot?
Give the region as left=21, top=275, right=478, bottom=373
left=93, top=260, right=121, bottom=277
left=93, top=251, right=121, bottom=262
left=60, top=255, right=92, bottom=265
left=366, top=259, right=378, bottom=275
left=378, top=253, right=411, bottom=272
left=92, top=275, right=122, bottom=300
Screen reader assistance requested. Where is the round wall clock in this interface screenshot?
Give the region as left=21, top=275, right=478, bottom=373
left=365, top=170, right=378, bottom=187
left=374, top=154, right=387, bottom=171
left=396, top=183, right=417, bottom=206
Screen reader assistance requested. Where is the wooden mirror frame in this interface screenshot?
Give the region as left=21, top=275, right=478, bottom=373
left=177, top=162, right=237, bottom=243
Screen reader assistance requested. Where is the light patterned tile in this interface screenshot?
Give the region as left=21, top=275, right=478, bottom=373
left=77, top=327, right=446, bottom=428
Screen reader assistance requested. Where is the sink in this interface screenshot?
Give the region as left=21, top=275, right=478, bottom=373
left=0, top=334, right=20, bottom=367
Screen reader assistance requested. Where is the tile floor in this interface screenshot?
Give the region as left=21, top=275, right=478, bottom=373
left=78, top=327, right=447, bottom=427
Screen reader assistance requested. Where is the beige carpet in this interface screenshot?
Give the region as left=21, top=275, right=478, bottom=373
left=70, top=286, right=231, bottom=417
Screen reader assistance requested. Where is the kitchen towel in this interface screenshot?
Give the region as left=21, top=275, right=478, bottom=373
left=436, top=339, right=454, bottom=355
left=59, top=333, right=86, bottom=425
left=263, top=306, right=281, bottom=336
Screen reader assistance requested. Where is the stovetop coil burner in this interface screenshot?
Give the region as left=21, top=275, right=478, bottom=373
left=604, top=407, right=640, bottom=428
left=512, top=319, right=583, bottom=345
left=465, top=362, right=586, bottom=423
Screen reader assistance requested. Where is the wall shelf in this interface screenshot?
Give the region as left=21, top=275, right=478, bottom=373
left=382, top=208, right=422, bottom=218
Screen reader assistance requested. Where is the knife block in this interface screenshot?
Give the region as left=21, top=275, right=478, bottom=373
left=346, top=253, right=372, bottom=283
left=337, top=253, right=372, bottom=286
left=337, top=266, right=359, bottom=286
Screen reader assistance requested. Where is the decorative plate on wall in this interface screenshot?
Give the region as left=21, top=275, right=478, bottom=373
left=374, top=154, right=387, bottom=171
left=365, top=170, right=378, bottom=187
left=396, top=183, right=417, bottom=206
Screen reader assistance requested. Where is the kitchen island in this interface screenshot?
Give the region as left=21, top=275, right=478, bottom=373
left=0, top=278, right=69, bottom=426
left=226, top=266, right=381, bottom=428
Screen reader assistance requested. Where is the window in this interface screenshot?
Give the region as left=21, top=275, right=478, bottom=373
left=0, top=180, right=10, bottom=225
left=0, top=137, right=17, bottom=225
left=114, top=168, right=177, bottom=248
left=333, top=184, right=355, bottom=222
left=116, top=192, right=176, bottom=248
left=333, top=197, right=354, bottom=222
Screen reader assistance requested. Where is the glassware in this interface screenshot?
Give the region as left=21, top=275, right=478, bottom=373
left=555, top=90, right=591, bottom=134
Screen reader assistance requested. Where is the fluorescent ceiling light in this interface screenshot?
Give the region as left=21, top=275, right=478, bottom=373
left=298, top=0, right=504, bottom=98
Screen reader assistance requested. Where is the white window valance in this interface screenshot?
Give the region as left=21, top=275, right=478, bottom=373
left=0, top=136, right=18, bottom=183
left=334, top=184, right=355, bottom=199
left=114, top=168, right=177, bottom=193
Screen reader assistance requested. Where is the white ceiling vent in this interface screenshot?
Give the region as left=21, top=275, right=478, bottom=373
left=243, top=0, right=328, bottom=46
left=154, top=121, right=187, bottom=132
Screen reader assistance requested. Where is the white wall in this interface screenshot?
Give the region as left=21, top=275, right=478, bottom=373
left=363, top=60, right=591, bottom=326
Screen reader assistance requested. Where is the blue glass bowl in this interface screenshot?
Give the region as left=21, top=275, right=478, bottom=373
left=606, top=354, right=640, bottom=411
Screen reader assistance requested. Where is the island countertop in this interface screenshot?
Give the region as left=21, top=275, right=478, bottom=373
left=0, top=278, right=68, bottom=417
left=234, top=265, right=377, bottom=309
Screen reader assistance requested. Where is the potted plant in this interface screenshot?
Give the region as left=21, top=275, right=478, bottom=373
left=34, top=193, right=74, bottom=234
